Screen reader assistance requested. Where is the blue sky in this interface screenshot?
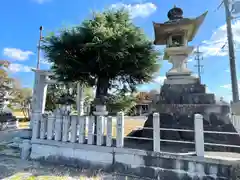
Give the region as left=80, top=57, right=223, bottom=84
left=0, top=0, right=239, bottom=102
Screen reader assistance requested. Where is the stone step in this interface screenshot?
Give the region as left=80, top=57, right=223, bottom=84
left=7, top=142, right=20, bottom=149
left=5, top=136, right=25, bottom=150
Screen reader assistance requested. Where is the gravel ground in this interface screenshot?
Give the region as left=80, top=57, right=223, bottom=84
left=0, top=155, right=148, bottom=180
left=0, top=130, right=150, bottom=180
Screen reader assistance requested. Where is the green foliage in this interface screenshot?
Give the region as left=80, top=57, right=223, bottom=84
left=83, top=86, right=94, bottom=105
left=42, top=9, right=160, bottom=104
left=45, top=83, right=75, bottom=111
left=0, top=60, right=13, bottom=105
left=13, top=87, right=32, bottom=119
left=45, top=83, right=94, bottom=111
left=106, top=92, right=136, bottom=115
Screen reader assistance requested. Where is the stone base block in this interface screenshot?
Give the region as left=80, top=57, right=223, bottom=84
left=231, top=101, right=240, bottom=115
left=30, top=139, right=233, bottom=179
left=164, top=75, right=198, bottom=85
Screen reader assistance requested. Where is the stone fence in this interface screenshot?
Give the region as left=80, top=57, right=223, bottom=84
left=31, top=109, right=125, bottom=148
left=31, top=109, right=240, bottom=156
left=28, top=111, right=240, bottom=179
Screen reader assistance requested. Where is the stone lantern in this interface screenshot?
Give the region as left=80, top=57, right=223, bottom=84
left=153, top=6, right=208, bottom=85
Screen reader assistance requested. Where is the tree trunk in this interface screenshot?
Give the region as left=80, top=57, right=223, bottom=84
left=95, top=77, right=109, bottom=102
left=93, top=77, right=109, bottom=143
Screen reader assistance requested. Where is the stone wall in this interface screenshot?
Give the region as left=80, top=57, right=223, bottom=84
left=31, top=139, right=236, bottom=179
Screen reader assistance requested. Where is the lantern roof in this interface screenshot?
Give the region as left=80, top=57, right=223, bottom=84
left=153, top=6, right=208, bottom=45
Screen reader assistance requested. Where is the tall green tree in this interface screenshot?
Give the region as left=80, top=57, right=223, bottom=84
left=42, top=9, right=159, bottom=105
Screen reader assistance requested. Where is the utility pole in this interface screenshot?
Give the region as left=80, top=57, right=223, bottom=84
left=223, top=0, right=239, bottom=102
left=36, top=26, right=43, bottom=70
left=194, top=46, right=204, bottom=83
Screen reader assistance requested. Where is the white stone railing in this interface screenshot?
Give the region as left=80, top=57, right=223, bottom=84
left=152, top=113, right=240, bottom=157
left=31, top=109, right=125, bottom=148
left=31, top=109, right=240, bottom=156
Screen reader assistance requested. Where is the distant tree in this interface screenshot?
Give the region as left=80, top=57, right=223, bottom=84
left=42, top=9, right=160, bottom=106
left=14, top=87, right=32, bottom=119
left=106, top=91, right=136, bottom=115
left=0, top=61, right=33, bottom=117
left=0, top=60, right=14, bottom=111
left=45, top=83, right=94, bottom=112
left=45, top=83, right=76, bottom=111
left=136, top=92, right=151, bottom=101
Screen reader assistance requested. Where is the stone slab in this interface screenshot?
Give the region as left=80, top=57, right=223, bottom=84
left=30, top=140, right=237, bottom=179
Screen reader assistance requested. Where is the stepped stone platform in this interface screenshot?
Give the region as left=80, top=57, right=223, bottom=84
left=132, top=82, right=240, bottom=153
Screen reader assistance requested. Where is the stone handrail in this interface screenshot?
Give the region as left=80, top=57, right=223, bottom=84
left=31, top=109, right=125, bottom=148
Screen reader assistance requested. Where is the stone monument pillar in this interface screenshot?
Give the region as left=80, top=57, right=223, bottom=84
left=30, top=69, right=49, bottom=128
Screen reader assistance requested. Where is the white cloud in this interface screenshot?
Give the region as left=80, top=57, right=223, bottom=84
left=200, top=20, right=240, bottom=57
left=40, top=57, right=52, bottom=65
left=152, top=76, right=166, bottom=84
left=225, top=69, right=230, bottom=73
left=110, top=2, right=157, bottom=18
left=3, top=48, right=34, bottom=61
left=220, top=83, right=240, bottom=90
left=32, top=0, right=50, bottom=4
left=8, top=63, right=32, bottom=73
left=221, top=84, right=232, bottom=89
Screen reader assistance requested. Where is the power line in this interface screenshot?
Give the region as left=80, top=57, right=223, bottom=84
left=214, top=0, right=224, bottom=12
left=194, top=46, right=204, bottom=83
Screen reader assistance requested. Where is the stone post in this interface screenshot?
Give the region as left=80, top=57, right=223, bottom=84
left=78, top=115, right=86, bottom=144
left=87, top=116, right=95, bottom=145
left=30, top=70, right=48, bottom=129
left=47, top=113, right=55, bottom=140
left=194, top=114, right=204, bottom=157
left=116, top=112, right=124, bottom=148
left=54, top=109, right=62, bottom=141
left=77, top=83, right=84, bottom=116
left=106, top=116, right=113, bottom=147
left=31, top=111, right=41, bottom=140
left=62, top=112, right=70, bottom=142
left=40, top=114, right=47, bottom=139
left=94, top=105, right=108, bottom=116
left=70, top=115, right=78, bottom=143
left=20, top=139, right=31, bottom=160
left=153, top=113, right=160, bottom=152
left=92, top=104, right=108, bottom=144
left=96, top=116, right=104, bottom=146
